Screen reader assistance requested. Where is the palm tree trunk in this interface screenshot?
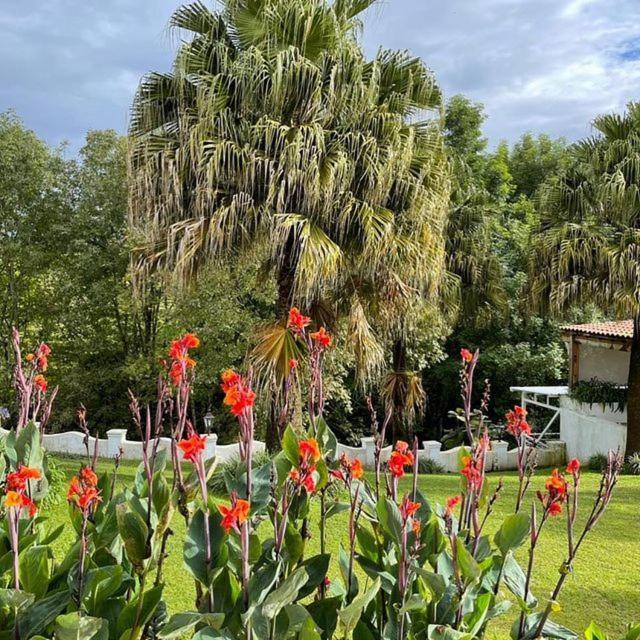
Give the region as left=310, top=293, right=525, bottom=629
left=626, top=316, right=640, bottom=455
left=389, top=339, right=407, bottom=442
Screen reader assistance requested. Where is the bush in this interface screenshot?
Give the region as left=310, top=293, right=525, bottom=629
left=570, top=378, right=627, bottom=412
left=624, top=452, right=640, bottom=476
left=209, top=450, right=273, bottom=494
left=418, top=456, right=445, bottom=474
left=588, top=453, right=609, bottom=472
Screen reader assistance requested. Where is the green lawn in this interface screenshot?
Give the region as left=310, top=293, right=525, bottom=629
left=47, top=456, right=640, bottom=638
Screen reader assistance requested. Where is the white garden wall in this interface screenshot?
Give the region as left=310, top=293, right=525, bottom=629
left=0, top=427, right=566, bottom=472
left=559, top=397, right=627, bottom=461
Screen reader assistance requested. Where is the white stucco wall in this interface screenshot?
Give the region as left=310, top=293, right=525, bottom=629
left=559, top=397, right=627, bottom=460
left=574, top=342, right=630, bottom=385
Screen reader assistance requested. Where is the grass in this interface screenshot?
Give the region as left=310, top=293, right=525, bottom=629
left=48, top=455, right=640, bottom=638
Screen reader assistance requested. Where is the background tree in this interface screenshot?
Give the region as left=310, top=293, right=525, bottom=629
left=128, top=0, right=451, bottom=448
left=531, top=101, right=640, bottom=454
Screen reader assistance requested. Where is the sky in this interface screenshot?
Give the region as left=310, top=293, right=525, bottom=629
left=1, top=0, right=639, bottom=155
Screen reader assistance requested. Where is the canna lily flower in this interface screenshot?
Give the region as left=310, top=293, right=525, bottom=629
left=506, top=405, right=531, bottom=437
left=287, top=308, right=311, bottom=333
left=446, top=495, right=461, bottom=512
left=299, top=438, right=321, bottom=463
left=220, top=370, right=255, bottom=417
left=460, top=348, right=473, bottom=363
left=5, top=490, right=37, bottom=517
left=288, top=358, right=298, bottom=370
left=412, top=519, right=422, bottom=536
left=388, top=441, right=414, bottom=478
left=178, top=433, right=207, bottom=462
left=218, top=497, right=251, bottom=533
left=310, top=327, right=331, bottom=348
left=167, top=333, right=199, bottom=385
left=566, top=458, right=581, bottom=476
left=67, top=467, right=102, bottom=512
left=537, top=468, right=568, bottom=516
left=461, top=455, right=482, bottom=487
left=399, top=496, right=421, bottom=520
left=34, top=374, right=47, bottom=393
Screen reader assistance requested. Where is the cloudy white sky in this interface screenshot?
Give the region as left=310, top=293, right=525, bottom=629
left=2, top=0, right=639, bottom=154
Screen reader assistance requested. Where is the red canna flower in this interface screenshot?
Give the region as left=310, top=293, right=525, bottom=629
left=310, top=327, right=331, bottom=348
left=302, top=470, right=317, bottom=494
left=67, top=467, right=102, bottom=512
left=506, top=405, right=531, bottom=437
left=287, top=308, right=311, bottom=333
left=446, top=495, right=461, bottom=512
left=218, top=496, right=250, bottom=533
left=19, top=466, right=41, bottom=481
left=460, top=348, right=473, bottom=363
left=461, top=455, right=482, bottom=487
left=566, top=458, right=581, bottom=476
left=388, top=441, right=414, bottom=478
left=220, top=370, right=255, bottom=417
left=40, top=343, right=52, bottom=357
left=6, top=465, right=41, bottom=492
left=299, top=438, right=321, bottom=463
left=288, top=358, right=298, bottom=370
left=178, top=433, right=207, bottom=462
left=399, top=496, right=421, bottom=520
left=34, top=374, right=47, bottom=393
left=548, top=501, right=563, bottom=517
left=350, top=458, right=364, bottom=480
left=412, top=519, right=422, bottom=536
left=167, top=333, right=199, bottom=385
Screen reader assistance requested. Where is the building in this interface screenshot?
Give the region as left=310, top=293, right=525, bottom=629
left=511, top=320, right=629, bottom=461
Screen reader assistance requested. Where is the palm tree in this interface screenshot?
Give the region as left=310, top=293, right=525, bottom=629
left=531, top=101, right=640, bottom=454
left=128, top=0, right=451, bottom=446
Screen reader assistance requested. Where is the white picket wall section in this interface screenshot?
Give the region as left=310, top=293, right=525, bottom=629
left=0, top=428, right=567, bottom=472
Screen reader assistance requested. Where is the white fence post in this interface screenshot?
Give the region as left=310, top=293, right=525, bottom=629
left=422, top=440, right=442, bottom=465
left=360, top=437, right=376, bottom=468
left=106, top=429, right=127, bottom=458
left=205, top=434, right=217, bottom=460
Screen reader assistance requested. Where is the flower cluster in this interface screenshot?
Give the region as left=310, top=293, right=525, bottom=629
left=446, top=495, right=461, bottom=514
left=287, top=307, right=311, bottom=333
left=221, top=369, right=256, bottom=417
left=67, top=466, right=101, bottom=512
left=566, top=457, right=581, bottom=478
left=4, top=465, right=41, bottom=517
left=218, top=493, right=250, bottom=533
left=537, top=468, right=568, bottom=516
left=310, top=327, right=331, bottom=348
left=289, top=438, right=321, bottom=493
left=178, top=431, right=207, bottom=462
left=331, top=453, right=364, bottom=484
left=506, top=405, right=531, bottom=437
left=388, top=441, right=414, bottom=478
left=167, top=333, right=200, bottom=385
left=26, top=343, right=52, bottom=392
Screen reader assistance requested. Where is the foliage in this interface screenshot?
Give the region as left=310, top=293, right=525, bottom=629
left=416, top=457, right=445, bottom=474
left=587, top=453, right=609, bottom=472
left=209, top=451, right=273, bottom=495
left=570, top=379, right=627, bottom=412
left=623, top=452, right=640, bottom=476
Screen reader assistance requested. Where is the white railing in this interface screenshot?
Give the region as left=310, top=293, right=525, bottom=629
left=1, top=428, right=566, bottom=472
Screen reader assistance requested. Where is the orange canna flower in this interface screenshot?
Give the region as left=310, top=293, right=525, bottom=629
left=288, top=358, right=298, bottom=370
left=446, top=495, right=461, bottom=511
left=400, top=497, right=421, bottom=519
left=80, top=466, right=98, bottom=486
left=4, top=491, right=22, bottom=508
left=548, top=501, right=563, bottom=517
left=299, top=438, right=321, bottom=463
left=412, top=519, right=422, bottom=536
left=178, top=433, right=207, bottom=462
left=566, top=458, right=581, bottom=475
left=287, top=308, right=311, bottom=332
left=218, top=497, right=251, bottom=533
left=350, top=458, right=364, bottom=480
left=310, top=327, right=331, bottom=348
left=34, top=374, right=47, bottom=393
left=460, top=348, right=473, bottom=363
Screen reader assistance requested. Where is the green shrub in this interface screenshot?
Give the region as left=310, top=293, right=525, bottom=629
left=209, top=450, right=273, bottom=494
left=570, top=378, right=627, bottom=411
left=587, top=453, right=609, bottom=472
left=418, top=457, right=445, bottom=474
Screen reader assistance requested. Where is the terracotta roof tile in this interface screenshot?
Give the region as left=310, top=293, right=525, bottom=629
left=561, top=320, right=633, bottom=340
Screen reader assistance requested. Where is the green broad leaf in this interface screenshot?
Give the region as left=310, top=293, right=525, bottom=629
left=325, top=501, right=350, bottom=519
left=19, top=545, right=51, bottom=599
left=116, top=585, right=163, bottom=638
left=284, top=522, right=304, bottom=566
left=455, top=538, right=480, bottom=583
left=115, top=504, right=149, bottom=572
left=184, top=510, right=227, bottom=586
left=584, top=622, right=608, bottom=640
left=502, top=553, right=537, bottom=607
left=17, top=590, right=71, bottom=640
left=376, top=497, right=402, bottom=543
left=158, top=612, right=224, bottom=639
left=416, top=568, right=446, bottom=600
left=298, top=615, right=322, bottom=640
left=354, top=554, right=395, bottom=594
left=307, top=597, right=341, bottom=639
left=337, top=577, right=380, bottom=636
left=272, top=451, right=293, bottom=486
left=427, top=624, right=473, bottom=640
left=248, top=561, right=280, bottom=607
left=621, top=623, right=640, bottom=640
left=41, top=524, right=66, bottom=546
left=315, top=416, right=337, bottom=460
left=399, top=594, right=425, bottom=615
left=282, top=425, right=300, bottom=466
left=296, top=554, right=331, bottom=600
left=463, top=592, right=493, bottom=636
left=82, top=566, right=124, bottom=614
left=0, top=588, right=35, bottom=611
left=355, top=525, right=378, bottom=560
left=512, top=613, right=578, bottom=640
left=261, top=567, right=309, bottom=619
left=494, top=513, right=531, bottom=556
left=53, top=612, right=108, bottom=640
